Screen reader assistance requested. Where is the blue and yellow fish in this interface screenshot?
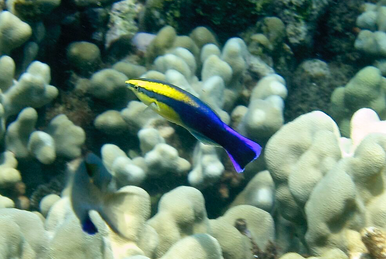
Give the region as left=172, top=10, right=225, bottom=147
left=126, top=78, right=262, bottom=173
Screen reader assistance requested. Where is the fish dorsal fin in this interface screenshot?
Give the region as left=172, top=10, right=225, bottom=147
left=189, top=129, right=221, bottom=147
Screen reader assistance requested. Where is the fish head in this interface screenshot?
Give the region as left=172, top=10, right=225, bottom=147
left=126, top=78, right=159, bottom=108
left=126, top=79, right=141, bottom=92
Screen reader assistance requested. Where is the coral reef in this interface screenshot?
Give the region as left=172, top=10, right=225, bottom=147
left=330, top=66, right=386, bottom=136
left=0, top=1, right=384, bottom=259
left=266, top=108, right=386, bottom=255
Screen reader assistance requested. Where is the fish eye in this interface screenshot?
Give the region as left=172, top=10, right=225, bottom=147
left=129, top=83, right=138, bottom=90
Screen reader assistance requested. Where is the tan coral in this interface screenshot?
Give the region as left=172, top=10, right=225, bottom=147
left=361, top=227, right=386, bottom=259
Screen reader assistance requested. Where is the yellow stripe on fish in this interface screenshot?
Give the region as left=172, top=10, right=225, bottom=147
left=127, top=79, right=199, bottom=107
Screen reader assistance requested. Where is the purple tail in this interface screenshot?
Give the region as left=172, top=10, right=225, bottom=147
left=223, top=125, right=262, bottom=173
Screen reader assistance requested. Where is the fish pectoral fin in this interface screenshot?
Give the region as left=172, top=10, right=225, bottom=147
left=189, top=130, right=221, bottom=146
left=149, top=101, right=160, bottom=111
left=144, top=101, right=160, bottom=113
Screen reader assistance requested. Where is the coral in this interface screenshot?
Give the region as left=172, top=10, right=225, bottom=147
left=99, top=125, right=189, bottom=186
left=304, top=160, right=361, bottom=255
left=361, top=227, right=386, bottom=259
left=330, top=66, right=386, bottom=136
left=159, top=234, right=222, bottom=259
left=0, top=59, right=58, bottom=118
left=44, top=197, right=114, bottom=258
left=265, top=111, right=341, bottom=248
left=355, top=3, right=386, bottom=58
left=154, top=52, right=194, bottom=82
left=6, top=0, right=60, bottom=21
left=259, top=17, right=286, bottom=48
left=188, top=143, right=224, bottom=188
left=189, top=27, right=219, bottom=50
left=131, top=32, right=156, bottom=53
left=148, top=186, right=210, bottom=257
left=144, top=143, right=190, bottom=177
left=209, top=219, right=251, bottom=259
left=4, top=106, right=83, bottom=164
left=201, top=54, right=232, bottom=85
left=272, top=0, right=329, bottom=49
left=355, top=30, right=386, bottom=57
left=113, top=61, right=147, bottom=78
left=159, top=69, right=197, bottom=94
left=145, top=26, right=178, bottom=64
left=313, top=0, right=362, bottom=62
left=28, top=131, right=56, bottom=164
left=237, top=74, right=287, bottom=143
left=1, top=2, right=383, bottom=257
left=0, top=151, right=21, bottom=189
left=94, top=110, right=129, bottom=135
left=120, top=100, right=163, bottom=134
left=143, top=26, right=201, bottom=66
left=0, top=208, right=49, bottom=258
left=248, top=33, right=273, bottom=57
left=101, top=144, right=147, bottom=186
left=285, top=59, right=333, bottom=120
left=87, top=68, right=129, bottom=102
left=200, top=43, right=221, bottom=63
left=0, top=11, right=31, bottom=55
left=209, top=205, right=276, bottom=258
left=279, top=253, right=305, bottom=259
left=0, top=55, right=15, bottom=92
left=46, top=114, right=86, bottom=160
left=5, top=107, right=37, bottom=158
left=171, top=35, right=200, bottom=59
left=0, top=194, right=14, bottom=208
left=219, top=205, right=275, bottom=249
left=221, top=38, right=248, bottom=86
left=66, top=41, right=101, bottom=76
left=230, top=170, right=275, bottom=212
left=265, top=108, right=386, bottom=255
left=39, top=193, right=60, bottom=217
left=105, top=0, right=139, bottom=49
left=138, top=128, right=165, bottom=154
left=350, top=108, right=386, bottom=150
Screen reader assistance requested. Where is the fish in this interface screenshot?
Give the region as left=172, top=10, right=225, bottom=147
left=126, top=78, right=262, bottom=173
left=69, top=153, right=114, bottom=235
left=70, top=153, right=148, bottom=236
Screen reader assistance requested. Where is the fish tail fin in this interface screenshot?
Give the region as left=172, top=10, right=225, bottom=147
left=223, top=125, right=262, bottom=173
